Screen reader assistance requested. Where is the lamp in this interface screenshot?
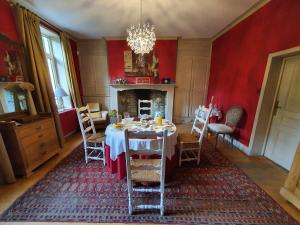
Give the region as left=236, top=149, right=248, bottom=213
left=54, top=86, right=68, bottom=111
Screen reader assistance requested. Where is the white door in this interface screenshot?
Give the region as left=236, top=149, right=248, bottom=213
left=264, top=55, right=300, bottom=170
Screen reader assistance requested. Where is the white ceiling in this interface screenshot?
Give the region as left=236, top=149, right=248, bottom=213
left=17, top=0, right=260, bottom=39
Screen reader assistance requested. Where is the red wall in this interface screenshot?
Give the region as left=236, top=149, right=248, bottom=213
left=0, top=0, right=19, bottom=42
left=107, top=40, right=177, bottom=84
left=207, top=0, right=300, bottom=146
left=59, top=109, right=78, bottom=136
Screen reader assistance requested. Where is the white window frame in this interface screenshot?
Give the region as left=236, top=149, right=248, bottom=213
left=40, top=26, right=72, bottom=112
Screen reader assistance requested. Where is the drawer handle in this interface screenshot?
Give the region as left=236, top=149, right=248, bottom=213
left=35, top=126, right=42, bottom=130
left=38, top=134, right=43, bottom=138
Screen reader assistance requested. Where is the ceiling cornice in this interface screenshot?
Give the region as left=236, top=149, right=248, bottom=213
left=212, top=0, right=271, bottom=41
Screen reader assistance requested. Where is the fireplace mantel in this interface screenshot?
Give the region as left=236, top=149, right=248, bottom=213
left=110, top=84, right=175, bottom=88
left=110, top=84, right=175, bottom=121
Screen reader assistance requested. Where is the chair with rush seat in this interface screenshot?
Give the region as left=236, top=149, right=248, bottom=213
left=76, top=105, right=105, bottom=164
left=178, top=105, right=212, bottom=167
left=124, top=129, right=168, bottom=216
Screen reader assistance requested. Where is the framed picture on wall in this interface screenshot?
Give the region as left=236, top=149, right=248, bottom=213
left=0, top=32, right=25, bottom=82
left=124, top=50, right=159, bottom=78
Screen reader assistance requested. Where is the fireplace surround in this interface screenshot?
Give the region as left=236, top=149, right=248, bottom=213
left=110, top=84, right=175, bottom=121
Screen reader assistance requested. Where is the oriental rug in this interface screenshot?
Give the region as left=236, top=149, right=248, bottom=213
left=0, top=143, right=298, bottom=225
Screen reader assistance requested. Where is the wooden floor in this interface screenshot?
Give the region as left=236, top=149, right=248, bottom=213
left=0, top=124, right=300, bottom=225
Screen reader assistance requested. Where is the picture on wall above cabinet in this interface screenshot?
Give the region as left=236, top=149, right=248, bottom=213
left=124, top=50, right=159, bottom=78
left=0, top=33, right=25, bottom=82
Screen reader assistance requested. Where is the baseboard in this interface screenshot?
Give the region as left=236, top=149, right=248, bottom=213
left=222, top=135, right=250, bottom=155
left=64, top=129, right=78, bottom=139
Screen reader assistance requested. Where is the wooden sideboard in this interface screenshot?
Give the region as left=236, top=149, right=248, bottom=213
left=0, top=116, right=60, bottom=177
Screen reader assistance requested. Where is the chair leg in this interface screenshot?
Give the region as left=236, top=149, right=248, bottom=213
left=160, top=191, right=164, bottom=216
left=197, top=147, right=201, bottom=165
left=84, top=142, right=88, bottom=164
left=179, top=143, right=183, bottom=167
left=160, top=181, right=165, bottom=216
left=214, top=133, right=218, bottom=149
left=128, top=180, right=133, bottom=215
left=102, top=141, right=106, bottom=166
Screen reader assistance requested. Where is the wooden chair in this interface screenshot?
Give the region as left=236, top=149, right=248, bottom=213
left=178, top=105, right=212, bottom=167
left=138, top=99, right=153, bottom=118
left=207, top=105, right=243, bottom=148
left=76, top=105, right=105, bottom=164
left=124, top=129, right=168, bottom=216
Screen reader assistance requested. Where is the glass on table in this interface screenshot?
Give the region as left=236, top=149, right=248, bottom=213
left=124, top=112, right=130, bottom=118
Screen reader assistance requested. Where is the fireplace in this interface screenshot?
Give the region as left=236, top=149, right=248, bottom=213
left=110, top=84, right=175, bottom=121
left=118, top=89, right=167, bottom=117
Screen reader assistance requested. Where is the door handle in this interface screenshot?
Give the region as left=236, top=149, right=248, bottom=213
left=274, top=100, right=282, bottom=116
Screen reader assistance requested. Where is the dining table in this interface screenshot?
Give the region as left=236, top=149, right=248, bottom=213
left=104, top=118, right=178, bottom=180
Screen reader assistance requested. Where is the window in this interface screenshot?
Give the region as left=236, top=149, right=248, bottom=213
left=40, top=26, right=72, bottom=112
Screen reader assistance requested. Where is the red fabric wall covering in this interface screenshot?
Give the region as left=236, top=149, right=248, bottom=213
left=107, top=40, right=177, bottom=84
left=0, top=0, right=19, bottom=42
left=207, top=0, right=300, bottom=146
left=59, top=109, right=79, bottom=136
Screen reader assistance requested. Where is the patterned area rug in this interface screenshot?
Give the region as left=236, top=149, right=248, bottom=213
left=0, top=143, right=298, bottom=225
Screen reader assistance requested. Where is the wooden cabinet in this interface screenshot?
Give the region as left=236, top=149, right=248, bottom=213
left=0, top=116, right=60, bottom=177
left=280, top=142, right=300, bottom=210
left=78, top=39, right=110, bottom=109
left=174, top=39, right=212, bottom=123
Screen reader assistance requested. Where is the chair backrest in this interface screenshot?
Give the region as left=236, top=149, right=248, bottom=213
left=86, top=102, right=100, bottom=113
left=76, top=105, right=96, bottom=142
left=138, top=99, right=153, bottom=118
left=225, top=106, right=244, bottom=128
left=192, top=105, right=213, bottom=142
left=124, top=129, right=168, bottom=181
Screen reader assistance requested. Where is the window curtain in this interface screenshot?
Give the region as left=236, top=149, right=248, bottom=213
left=14, top=5, right=64, bottom=147
left=60, top=32, right=82, bottom=107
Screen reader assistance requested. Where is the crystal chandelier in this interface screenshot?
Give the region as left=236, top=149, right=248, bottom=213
left=126, top=0, right=156, bottom=55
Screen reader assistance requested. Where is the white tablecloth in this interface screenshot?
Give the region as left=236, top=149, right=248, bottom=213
left=105, top=123, right=178, bottom=161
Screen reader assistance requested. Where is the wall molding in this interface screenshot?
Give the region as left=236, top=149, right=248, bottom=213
left=222, top=135, right=250, bottom=155
left=212, top=0, right=271, bottom=41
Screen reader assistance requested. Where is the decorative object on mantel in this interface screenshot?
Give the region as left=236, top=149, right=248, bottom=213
left=161, top=78, right=170, bottom=84
left=126, top=0, right=156, bottom=56
left=113, top=77, right=127, bottom=84
left=136, top=77, right=150, bottom=84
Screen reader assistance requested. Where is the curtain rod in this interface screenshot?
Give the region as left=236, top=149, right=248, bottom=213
left=8, top=0, right=78, bottom=41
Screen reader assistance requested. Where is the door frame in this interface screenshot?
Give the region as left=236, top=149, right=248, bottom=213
left=249, top=46, right=300, bottom=156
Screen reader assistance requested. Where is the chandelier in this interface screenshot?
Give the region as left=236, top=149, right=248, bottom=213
left=126, top=0, right=156, bottom=55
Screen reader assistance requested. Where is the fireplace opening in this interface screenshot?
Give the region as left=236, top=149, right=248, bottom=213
left=118, top=89, right=167, bottom=118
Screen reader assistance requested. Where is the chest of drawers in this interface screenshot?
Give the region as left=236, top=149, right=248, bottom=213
left=0, top=116, right=60, bottom=177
